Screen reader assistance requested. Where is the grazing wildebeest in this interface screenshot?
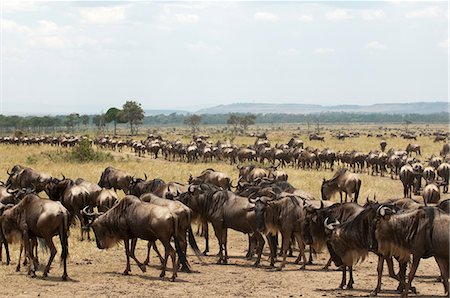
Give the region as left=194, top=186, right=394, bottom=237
left=98, top=166, right=135, bottom=194
left=321, top=169, right=361, bottom=204
left=177, top=184, right=265, bottom=265
left=399, top=165, right=415, bottom=198
left=405, top=143, right=421, bottom=156
left=0, top=192, right=69, bottom=280
left=437, top=162, right=450, bottom=193
left=379, top=140, right=387, bottom=152
left=374, top=206, right=449, bottom=297
left=84, top=195, right=189, bottom=281
left=6, top=166, right=54, bottom=193
left=188, top=169, right=233, bottom=190
left=248, top=195, right=307, bottom=270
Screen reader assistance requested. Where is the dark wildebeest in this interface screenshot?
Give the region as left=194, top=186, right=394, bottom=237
left=422, top=183, right=440, bottom=205
left=321, top=169, right=361, bottom=204
left=440, top=143, right=450, bottom=157
left=6, top=166, right=54, bottom=193
left=189, top=169, right=233, bottom=190
left=0, top=192, right=69, bottom=280
left=375, top=206, right=449, bottom=297
left=140, top=193, right=202, bottom=270
left=98, top=166, right=135, bottom=194
left=302, top=202, right=364, bottom=270
left=96, top=188, right=118, bottom=212
left=129, top=175, right=166, bottom=197
left=45, top=177, right=92, bottom=240
left=405, top=143, right=421, bottom=156
left=380, top=140, right=387, bottom=152
left=248, top=195, right=308, bottom=270
left=437, top=162, right=450, bottom=193
left=422, top=166, right=436, bottom=181
left=84, top=195, right=189, bottom=281
left=177, top=184, right=265, bottom=265
left=399, top=165, right=415, bottom=198
left=437, top=199, right=450, bottom=213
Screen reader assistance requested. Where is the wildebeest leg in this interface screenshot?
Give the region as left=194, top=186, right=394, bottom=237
left=222, top=228, right=228, bottom=264
left=340, top=192, right=343, bottom=203
left=435, top=257, right=449, bottom=294
left=245, top=234, right=254, bottom=259
left=323, top=256, right=332, bottom=270
left=23, top=234, right=36, bottom=278
left=267, top=235, right=276, bottom=267
left=43, top=237, right=57, bottom=278
left=339, top=266, right=347, bottom=289
left=293, top=233, right=306, bottom=269
left=128, top=239, right=146, bottom=273
left=123, top=240, right=132, bottom=275
left=203, top=221, right=209, bottom=256
left=143, top=241, right=152, bottom=266
left=308, top=246, right=314, bottom=265
left=277, top=232, right=291, bottom=271
left=347, top=265, right=354, bottom=289
left=402, top=255, right=421, bottom=298
left=253, top=232, right=265, bottom=267
left=371, top=255, right=384, bottom=295
left=212, top=225, right=224, bottom=264
left=16, top=243, right=24, bottom=272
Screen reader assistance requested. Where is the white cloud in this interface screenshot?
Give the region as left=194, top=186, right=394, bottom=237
left=314, top=48, right=335, bottom=54
left=366, top=41, right=387, bottom=50
left=186, top=42, right=222, bottom=54
left=406, top=6, right=447, bottom=19
left=438, top=39, right=449, bottom=48
left=299, top=15, right=314, bottom=22
left=361, top=10, right=386, bottom=21
left=278, top=48, right=299, bottom=57
left=174, top=13, right=199, bottom=24
left=254, top=11, right=280, bottom=22
left=1, top=19, right=31, bottom=34
left=80, top=6, right=127, bottom=25
left=2, top=1, right=38, bottom=13
left=325, top=9, right=354, bottom=21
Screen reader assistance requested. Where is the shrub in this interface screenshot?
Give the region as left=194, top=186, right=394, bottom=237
left=69, top=139, right=113, bottom=163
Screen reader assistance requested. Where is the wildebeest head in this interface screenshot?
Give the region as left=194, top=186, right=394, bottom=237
left=321, top=179, right=333, bottom=200
left=302, top=201, right=325, bottom=245
left=248, top=196, right=275, bottom=233
left=83, top=206, right=108, bottom=249
left=44, top=176, right=70, bottom=201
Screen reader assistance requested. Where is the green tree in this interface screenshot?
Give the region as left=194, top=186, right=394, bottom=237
left=226, top=114, right=240, bottom=133
left=184, top=114, right=202, bottom=133
left=81, top=115, right=90, bottom=128
left=238, top=114, right=256, bottom=132
left=64, top=113, right=80, bottom=132
left=121, top=101, right=144, bottom=135
left=104, top=107, right=125, bottom=135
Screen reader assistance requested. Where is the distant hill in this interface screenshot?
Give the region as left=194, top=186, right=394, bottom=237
left=144, top=109, right=189, bottom=116
left=195, top=102, right=448, bottom=115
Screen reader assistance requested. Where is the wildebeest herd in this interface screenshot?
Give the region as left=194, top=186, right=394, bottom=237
left=0, top=156, right=449, bottom=297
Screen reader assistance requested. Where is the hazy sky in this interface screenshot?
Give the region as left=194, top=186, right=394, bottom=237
left=1, top=1, right=448, bottom=115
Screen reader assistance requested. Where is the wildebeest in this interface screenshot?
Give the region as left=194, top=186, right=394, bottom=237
left=405, top=143, right=421, bottom=156
left=188, top=169, right=233, bottom=190
left=399, top=165, right=415, bottom=198
left=422, top=183, right=440, bottom=205
left=0, top=192, right=69, bottom=280
left=45, top=177, right=92, bottom=240
left=321, top=169, right=361, bottom=204
left=177, top=184, right=265, bottom=265
left=374, top=206, right=449, bottom=297
left=85, top=195, right=189, bottom=281
left=6, top=165, right=54, bottom=193
left=96, top=188, right=118, bottom=212
left=302, top=202, right=364, bottom=270
left=249, top=195, right=308, bottom=270
left=98, top=166, right=135, bottom=194
left=437, top=162, right=450, bottom=193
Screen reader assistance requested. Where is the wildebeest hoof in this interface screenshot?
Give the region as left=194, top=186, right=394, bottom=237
left=159, top=272, right=166, bottom=278
left=298, top=265, right=306, bottom=270
left=170, top=276, right=176, bottom=282
left=307, top=260, right=313, bottom=265
left=143, top=260, right=149, bottom=266
left=139, top=265, right=146, bottom=273
left=276, top=267, right=283, bottom=271
left=346, top=284, right=353, bottom=289
left=62, top=274, right=68, bottom=281
left=202, top=251, right=208, bottom=256
left=122, top=270, right=130, bottom=275
left=322, top=266, right=330, bottom=270
left=181, top=265, right=191, bottom=273
left=369, top=290, right=379, bottom=296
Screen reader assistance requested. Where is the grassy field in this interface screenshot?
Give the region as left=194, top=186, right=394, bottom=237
left=0, top=125, right=448, bottom=297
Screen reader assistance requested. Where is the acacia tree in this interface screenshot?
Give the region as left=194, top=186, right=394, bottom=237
left=121, top=101, right=144, bottom=135
left=226, top=114, right=240, bottom=133
left=81, top=115, right=90, bottom=129
left=105, top=107, right=125, bottom=135
left=238, top=114, right=256, bottom=132
left=64, top=113, right=80, bottom=132
left=184, top=114, right=201, bottom=133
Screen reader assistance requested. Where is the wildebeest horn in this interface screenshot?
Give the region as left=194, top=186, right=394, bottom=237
left=248, top=197, right=257, bottom=203
left=188, top=185, right=194, bottom=193
left=0, top=180, right=4, bottom=186
left=82, top=206, right=98, bottom=218
left=61, top=173, right=66, bottom=180
left=320, top=200, right=324, bottom=209
left=324, top=217, right=339, bottom=230
left=6, top=169, right=11, bottom=175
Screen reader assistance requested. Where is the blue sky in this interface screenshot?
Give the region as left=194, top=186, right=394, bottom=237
left=1, top=1, right=448, bottom=115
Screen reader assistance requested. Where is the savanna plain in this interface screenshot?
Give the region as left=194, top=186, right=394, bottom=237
left=0, top=124, right=448, bottom=298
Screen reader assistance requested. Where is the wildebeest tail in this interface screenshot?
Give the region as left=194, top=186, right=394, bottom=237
left=187, top=226, right=203, bottom=262
left=60, top=212, right=69, bottom=265
left=173, top=216, right=190, bottom=271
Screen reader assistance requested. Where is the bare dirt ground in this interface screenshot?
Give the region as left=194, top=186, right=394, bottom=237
left=0, top=227, right=447, bottom=298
